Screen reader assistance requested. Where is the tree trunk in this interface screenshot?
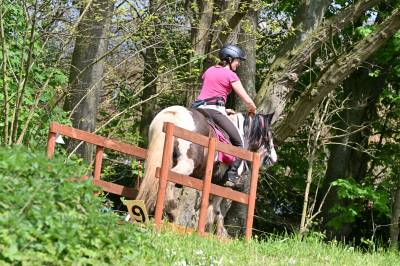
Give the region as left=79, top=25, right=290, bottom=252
left=321, top=67, right=384, bottom=240
left=185, top=0, right=215, bottom=106
left=274, top=8, right=400, bottom=144
left=0, top=7, right=9, bottom=144
left=390, top=187, right=400, bottom=250
left=139, top=47, right=158, bottom=147
left=256, top=0, right=382, bottom=123
left=257, top=0, right=331, bottom=121
left=191, top=0, right=214, bottom=56
left=139, top=1, right=159, bottom=147
left=234, top=8, right=257, bottom=112
left=63, top=0, right=113, bottom=162
left=200, top=0, right=253, bottom=76
left=276, top=0, right=331, bottom=60
left=291, top=0, right=331, bottom=44
left=216, top=0, right=253, bottom=45
left=186, top=0, right=253, bottom=106
left=224, top=9, right=257, bottom=236
left=300, top=154, right=315, bottom=236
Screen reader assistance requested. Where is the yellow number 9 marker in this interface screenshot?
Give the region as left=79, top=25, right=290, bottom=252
left=123, top=200, right=149, bottom=224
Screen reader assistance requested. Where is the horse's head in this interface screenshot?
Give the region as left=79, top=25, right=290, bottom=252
left=242, top=113, right=277, bottom=167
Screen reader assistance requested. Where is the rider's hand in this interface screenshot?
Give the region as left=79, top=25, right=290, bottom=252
left=247, top=102, right=256, bottom=114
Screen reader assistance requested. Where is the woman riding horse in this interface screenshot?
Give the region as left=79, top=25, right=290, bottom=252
left=135, top=45, right=277, bottom=231
left=192, top=44, right=257, bottom=188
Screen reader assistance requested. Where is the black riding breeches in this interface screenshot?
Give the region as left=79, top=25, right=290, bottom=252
left=199, top=108, right=243, bottom=147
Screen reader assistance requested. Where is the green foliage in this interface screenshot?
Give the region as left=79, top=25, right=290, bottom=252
left=0, top=146, right=146, bottom=264
left=376, top=31, right=400, bottom=64
left=0, top=147, right=82, bottom=261
left=254, top=125, right=329, bottom=234
left=328, top=179, right=390, bottom=229
left=96, top=0, right=195, bottom=141
left=0, top=2, right=70, bottom=146
left=272, top=0, right=300, bottom=14
left=356, top=25, right=375, bottom=38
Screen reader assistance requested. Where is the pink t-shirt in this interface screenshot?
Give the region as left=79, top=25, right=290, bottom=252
left=197, top=66, right=239, bottom=103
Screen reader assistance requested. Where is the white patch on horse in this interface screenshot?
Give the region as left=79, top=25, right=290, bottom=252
left=229, top=113, right=245, bottom=145
left=160, top=106, right=196, bottom=130
left=226, top=113, right=246, bottom=176
left=172, top=139, right=195, bottom=175
left=162, top=106, right=197, bottom=175
left=269, top=137, right=278, bottom=163
left=234, top=113, right=245, bottom=137
left=237, top=160, right=245, bottom=176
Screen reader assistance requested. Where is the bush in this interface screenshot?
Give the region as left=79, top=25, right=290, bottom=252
left=0, top=146, right=156, bottom=265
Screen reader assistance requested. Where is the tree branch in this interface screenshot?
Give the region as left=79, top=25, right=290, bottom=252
left=274, top=8, right=400, bottom=144
left=218, top=0, right=253, bottom=45
left=0, top=4, right=9, bottom=144
left=257, top=0, right=382, bottom=119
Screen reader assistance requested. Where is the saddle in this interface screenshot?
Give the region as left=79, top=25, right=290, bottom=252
left=195, top=108, right=236, bottom=165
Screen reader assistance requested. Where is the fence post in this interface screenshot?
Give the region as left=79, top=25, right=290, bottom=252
left=154, top=122, right=175, bottom=230
left=245, top=152, right=261, bottom=240
left=47, top=123, right=56, bottom=159
left=94, top=146, right=104, bottom=180
left=198, top=137, right=217, bottom=235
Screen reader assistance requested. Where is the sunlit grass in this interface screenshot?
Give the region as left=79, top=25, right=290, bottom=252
left=125, top=225, right=399, bottom=266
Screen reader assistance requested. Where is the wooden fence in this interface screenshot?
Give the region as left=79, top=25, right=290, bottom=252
left=47, top=122, right=145, bottom=198
left=47, top=122, right=261, bottom=240
left=154, top=122, right=261, bottom=240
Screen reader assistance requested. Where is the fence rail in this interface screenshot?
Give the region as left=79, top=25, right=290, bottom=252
left=47, top=122, right=145, bottom=198
left=154, top=122, right=261, bottom=240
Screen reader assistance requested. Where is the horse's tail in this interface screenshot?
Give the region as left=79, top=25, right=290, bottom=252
left=136, top=109, right=177, bottom=213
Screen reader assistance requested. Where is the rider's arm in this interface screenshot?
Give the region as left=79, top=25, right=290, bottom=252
left=231, top=80, right=256, bottom=113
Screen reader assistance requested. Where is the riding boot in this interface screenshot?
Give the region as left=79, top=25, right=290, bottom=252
left=223, top=158, right=243, bottom=189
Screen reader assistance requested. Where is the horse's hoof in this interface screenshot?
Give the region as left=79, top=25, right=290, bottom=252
left=216, top=226, right=229, bottom=238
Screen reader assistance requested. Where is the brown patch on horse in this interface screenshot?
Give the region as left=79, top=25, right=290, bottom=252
left=191, top=109, right=211, bottom=136
left=185, top=109, right=211, bottom=178
left=165, top=199, right=178, bottom=222
left=186, top=109, right=226, bottom=184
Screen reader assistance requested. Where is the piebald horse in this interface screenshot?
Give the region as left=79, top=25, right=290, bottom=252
left=136, top=106, right=277, bottom=235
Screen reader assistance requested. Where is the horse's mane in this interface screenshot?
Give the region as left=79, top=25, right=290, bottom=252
left=243, top=114, right=272, bottom=150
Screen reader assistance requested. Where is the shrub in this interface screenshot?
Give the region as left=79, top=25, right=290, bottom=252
left=0, top=146, right=155, bottom=265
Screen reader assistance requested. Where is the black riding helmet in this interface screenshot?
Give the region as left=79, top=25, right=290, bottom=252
left=219, top=44, right=246, bottom=61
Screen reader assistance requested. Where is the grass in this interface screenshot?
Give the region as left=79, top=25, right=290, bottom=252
left=108, top=224, right=399, bottom=266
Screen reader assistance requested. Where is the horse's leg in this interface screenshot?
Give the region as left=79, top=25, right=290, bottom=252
left=216, top=212, right=228, bottom=237
left=213, top=197, right=229, bottom=237
left=164, top=140, right=196, bottom=223
left=205, top=196, right=228, bottom=237
left=205, top=198, right=215, bottom=232
left=164, top=183, right=178, bottom=222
